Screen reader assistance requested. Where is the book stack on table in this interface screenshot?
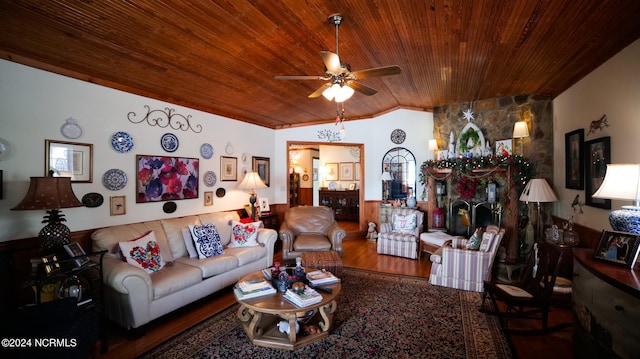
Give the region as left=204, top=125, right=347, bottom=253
left=306, top=270, right=341, bottom=286
left=284, top=286, right=323, bottom=307
left=234, top=277, right=276, bottom=299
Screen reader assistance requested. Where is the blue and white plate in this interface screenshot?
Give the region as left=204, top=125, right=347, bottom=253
left=200, top=143, right=214, bottom=159
left=161, top=133, right=179, bottom=152
left=204, top=171, right=217, bottom=187
left=111, top=131, right=134, bottom=153
left=102, top=169, right=127, bottom=191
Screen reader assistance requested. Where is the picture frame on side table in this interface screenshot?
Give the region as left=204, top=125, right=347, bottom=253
left=64, top=242, right=89, bottom=267
left=41, top=254, right=61, bottom=274
left=221, top=156, right=237, bottom=181
left=348, top=183, right=357, bottom=190
left=593, top=230, right=640, bottom=268
left=259, top=197, right=270, bottom=213
left=252, top=156, right=270, bottom=187
left=110, top=195, right=126, bottom=215
left=565, top=129, right=584, bottom=189
left=45, top=139, right=93, bottom=182
left=584, top=136, right=611, bottom=209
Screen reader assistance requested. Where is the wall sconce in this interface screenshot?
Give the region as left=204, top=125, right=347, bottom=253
left=512, top=121, right=529, bottom=155
left=428, top=139, right=438, bottom=159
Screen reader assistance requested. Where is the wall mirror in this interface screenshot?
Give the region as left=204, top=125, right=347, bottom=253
left=381, top=147, right=416, bottom=200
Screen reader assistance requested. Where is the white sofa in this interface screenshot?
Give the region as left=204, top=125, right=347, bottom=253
left=91, top=211, right=277, bottom=330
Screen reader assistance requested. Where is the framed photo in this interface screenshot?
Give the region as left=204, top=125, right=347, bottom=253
left=593, top=230, right=640, bottom=268
left=354, top=162, right=360, bottom=181
left=220, top=156, right=237, bottom=181
left=110, top=195, right=126, bottom=215
left=340, top=162, right=354, bottom=181
left=325, top=162, right=338, bottom=181
left=348, top=183, right=357, bottom=190
left=312, top=167, right=318, bottom=181
left=136, top=155, right=199, bottom=202
left=204, top=191, right=213, bottom=206
left=252, top=156, right=270, bottom=187
left=259, top=197, right=270, bottom=213
left=437, top=150, right=448, bottom=160
left=64, top=242, right=89, bottom=267
left=41, top=254, right=61, bottom=275
left=45, top=139, right=93, bottom=182
left=565, top=129, right=584, bottom=189
left=495, top=139, right=512, bottom=156
left=584, top=136, right=611, bottom=209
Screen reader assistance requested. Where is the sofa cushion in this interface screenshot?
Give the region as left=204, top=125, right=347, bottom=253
left=224, top=245, right=267, bottom=266
left=466, top=228, right=483, bottom=250
left=292, top=234, right=332, bottom=252
left=392, top=212, right=417, bottom=234
left=92, top=221, right=173, bottom=262
left=228, top=221, right=261, bottom=248
left=176, top=254, right=239, bottom=278
left=188, top=224, right=225, bottom=259
left=150, top=262, right=202, bottom=300
left=118, top=231, right=165, bottom=273
left=198, top=211, right=240, bottom=246
left=161, top=216, right=201, bottom=259
left=181, top=228, right=198, bottom=258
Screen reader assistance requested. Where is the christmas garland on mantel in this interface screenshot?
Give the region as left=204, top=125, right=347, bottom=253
left=419, top=155, right=533, bottom=211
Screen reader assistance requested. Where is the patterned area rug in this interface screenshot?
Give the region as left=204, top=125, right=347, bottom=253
left=140, top=268, right=512, bottom=359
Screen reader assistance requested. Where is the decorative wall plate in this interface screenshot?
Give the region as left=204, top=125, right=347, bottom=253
left=225, top=142, right=234, bottom=155
left=102, top=169, right=127, bottom=190
left=111, top=131, right=134, bottom=153
left=203, top=171, right=217, bottom=187
left=329, top=181, right=337, bottom=190
left=200, top=143, right=214, bottom=159
left=61, top=118, right=82, bottom=139
left=302, top=174, right=309, bottom=181
left=0, top=137, right=12, bottom=160
left=390, top=129, right=406, bottom=144
left=81, top=192, right=104, bottom=208
left=216, top=188, right=226, bottom=197
left=161, top=133, right=179, bottom=152
left=163, top=201, right=177, bottom=214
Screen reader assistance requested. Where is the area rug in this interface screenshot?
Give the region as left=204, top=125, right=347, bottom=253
left=140, top=268, right=512, bottom=359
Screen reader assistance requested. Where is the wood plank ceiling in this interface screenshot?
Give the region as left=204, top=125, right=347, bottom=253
left=1, top=1, right=639, bottom=129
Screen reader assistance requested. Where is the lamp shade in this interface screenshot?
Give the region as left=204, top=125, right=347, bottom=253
left=519, top=178, right=558, bottom=203
left=428, top=139, right=438, bottom=151
left=512, top=121, right=529, bottom=138
left=381, top=171, right=392, bottom=181
left=237, top=172, right=267, bottom=191
left=12, top=177, right=83, bottom=211
left=592, top=164, right=640, bottom=234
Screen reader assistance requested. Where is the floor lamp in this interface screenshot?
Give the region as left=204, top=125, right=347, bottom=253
left=238, top=172, right=267, bottom=221
left=519, top=178, right=558, bottom=241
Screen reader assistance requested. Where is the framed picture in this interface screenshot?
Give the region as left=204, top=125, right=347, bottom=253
left=437, top=150, right=448, bottom=160
left=593, top=230, right=640, bottom=268
left=136, top=155, right=199, bottom=202
left=325, top=162, right=338, bottom=181
left=340, top=162, right=354, bottom=181
left=584, top=136, right=611, bottom=209
left=220, top=156, right=237, bottom=181
left=312, top=167, right=318, bottom=181
left=348, top=183, right=357, bottom=190
left=354, top=162, right=360, bottom=181
left=565, top=129, right=584, bottom=189
left=495, top=139, right=512, bottom=156
left=64, top=242, right=89, bottom=267
left=259, top=197, right=270, bottom=213
left=252, top=156, right=270, bottom=187
left=110, top=195, right=126, bottom=215
left=45, top=139, right=93, bottom=182
left=204, top=191, right=213, bottom=206
left=41, top=254, right=61, bottom=275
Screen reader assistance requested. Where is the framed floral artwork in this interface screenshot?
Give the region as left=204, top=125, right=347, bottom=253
left=221, top=156, right=237, bottom=181
left=584, top=136, right=611, bottom=209
left=136, top=155, right=199, bottom=203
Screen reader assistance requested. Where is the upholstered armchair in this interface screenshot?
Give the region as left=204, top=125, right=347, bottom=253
left=377, top=208, right=424, bottom=259
left=278, top=206, right=345, bottom=261
left=429, top=225, right=505, bottom=292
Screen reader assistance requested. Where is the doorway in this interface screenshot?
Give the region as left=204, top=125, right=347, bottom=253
left=287, top=141, right=364, bottom=234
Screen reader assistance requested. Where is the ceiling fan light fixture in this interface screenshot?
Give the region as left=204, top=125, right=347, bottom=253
left=334, top=85, right=354, bottom=102
left=322, top=83, right=340, bottom=101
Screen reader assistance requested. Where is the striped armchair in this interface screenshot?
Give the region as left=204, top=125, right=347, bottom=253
left=377, top=208, right=424, bottom=259
left=429, top=225, right=505, bottom=292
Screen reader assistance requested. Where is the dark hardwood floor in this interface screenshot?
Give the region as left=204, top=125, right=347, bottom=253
left=99, top=233, right=572, bottom=359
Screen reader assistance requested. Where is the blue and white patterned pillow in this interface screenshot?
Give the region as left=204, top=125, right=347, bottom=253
left=188, top=224, right=224, bottom=259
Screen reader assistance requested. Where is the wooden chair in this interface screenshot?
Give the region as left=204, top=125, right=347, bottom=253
left=480, top=243, right=572, bottom=335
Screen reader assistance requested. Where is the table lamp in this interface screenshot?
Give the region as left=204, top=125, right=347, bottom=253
left=11, top=176, right=84, bottom=252
left=519, top=178, right=558, bottom=241
left=238, top=171, right=267, bottom=221
left=381, top=171, right=393, bottom=203
left=592, top=164, right=640, bottom=234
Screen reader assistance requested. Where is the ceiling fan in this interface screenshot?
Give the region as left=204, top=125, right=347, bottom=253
left=274, top=14, right=401, bottom=102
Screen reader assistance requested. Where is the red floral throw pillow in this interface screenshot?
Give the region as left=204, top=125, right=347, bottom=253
left=118, top=231, right=165, bottom=273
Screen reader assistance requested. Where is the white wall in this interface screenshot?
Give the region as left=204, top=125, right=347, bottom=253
left=0, top=60, right=275, bottom=242
left=553, top=39, right=640, bottom=231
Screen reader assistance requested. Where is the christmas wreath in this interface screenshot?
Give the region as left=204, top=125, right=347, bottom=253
left=458, top=129, right=480, bottom=153
left=456, top=176, right=479, bottom=199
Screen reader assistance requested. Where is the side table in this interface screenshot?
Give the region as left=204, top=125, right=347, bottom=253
left=260, top=213, right=280, bottom=251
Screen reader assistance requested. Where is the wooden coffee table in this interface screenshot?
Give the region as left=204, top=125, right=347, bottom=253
left=235, top=270, right=341, bottom=350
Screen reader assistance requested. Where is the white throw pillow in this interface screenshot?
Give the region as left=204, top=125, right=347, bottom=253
left=181, top=228, right=198, bottom=258
left=188, top=224, right=224, bottom=259
left=228, top=221, right=261, bottom=248
left=393, top=213, right=417, bottom=234
left=118, top=231, right=165, bottom=273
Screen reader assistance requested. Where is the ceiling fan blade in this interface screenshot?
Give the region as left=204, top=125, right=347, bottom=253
left=308, top=83, right=332, bottom=98
left=348, top=81, right=378, bottom=96
left=351, top=65, right=401, bottom=79
left=321, top=51, right=342, bottom=75
left=274, top=75, right=325, bottom=80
